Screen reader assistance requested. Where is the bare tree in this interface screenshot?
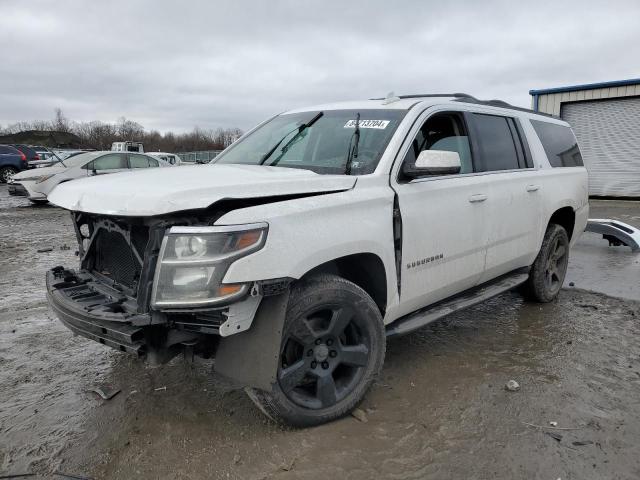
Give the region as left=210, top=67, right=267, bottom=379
left=0, top=111, right=242, bottom=152
left=53, top=108, right=71, bottom=132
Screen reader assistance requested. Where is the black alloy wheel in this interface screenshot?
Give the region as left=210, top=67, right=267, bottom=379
left=522, top=223, right=570, bottom=303
left=246, top=274, right=385, bottom=427
left=279, top=304, right=370, bottom=409
left=543, top=233, right=568, bottom=293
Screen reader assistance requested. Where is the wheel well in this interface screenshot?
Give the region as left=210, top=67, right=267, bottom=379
left=301, top=253, right=387, bottom=314
left=549, top=207, right=575, bottom=241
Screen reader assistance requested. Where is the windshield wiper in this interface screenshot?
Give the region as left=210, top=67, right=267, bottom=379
left=344, top=113, right=360, bottom=175
left=259, top=111, right=323, bottom=166
left=45, top=147, right=66, bottom=167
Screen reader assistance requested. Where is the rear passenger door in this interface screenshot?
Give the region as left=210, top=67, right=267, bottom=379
left=466, top=113, right=541, bottom=283
left=128, top=153, right=160, bottom=169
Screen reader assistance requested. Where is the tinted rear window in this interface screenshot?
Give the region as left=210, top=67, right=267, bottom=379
left=0, top=145, right=18, bottom=154
left=531, top=120, right=583, bottom=167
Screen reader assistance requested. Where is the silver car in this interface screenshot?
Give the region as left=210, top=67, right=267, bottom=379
left=10, top=150, right=171, bottom=204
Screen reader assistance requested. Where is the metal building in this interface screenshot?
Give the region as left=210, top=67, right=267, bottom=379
left=530, top=78, right=640, bottom=197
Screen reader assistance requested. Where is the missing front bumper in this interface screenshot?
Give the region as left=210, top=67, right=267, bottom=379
left=46, top=266, right=260, bottom=360
left=46, top=268, right=149, bottom=355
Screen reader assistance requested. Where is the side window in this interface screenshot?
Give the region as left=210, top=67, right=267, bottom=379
left=401, top=112, right=473, bottom=177
left=91, top=154, right=126, bottom=170
left=530, top=120, right=583, bottom=167
left=148, top=157, right=159, bottom=167
left=469, top=114, right=521, bottom=172
left=129, top=154, right=153, bottom=168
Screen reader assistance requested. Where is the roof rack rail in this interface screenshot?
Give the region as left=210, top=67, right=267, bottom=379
left=369, top=93, right=470, bottom=100
left=452, top=97, right=557, bottom=117
left=369, top=92, right=558, bottom=118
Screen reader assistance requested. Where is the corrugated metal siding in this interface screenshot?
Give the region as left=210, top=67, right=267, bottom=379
left=561, top=97, right=640, bottom=196
left=534, top=84, right=640, bottom=116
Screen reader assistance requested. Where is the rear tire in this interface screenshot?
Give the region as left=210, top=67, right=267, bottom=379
left=522, top=223, right=569, bottom=302
left=246, top=274, right=385, bottom=427
left=0, top=167, right=18, bottom=183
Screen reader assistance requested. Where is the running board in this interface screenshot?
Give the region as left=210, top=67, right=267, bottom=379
left=585, top=218, right=640, bottom=252
left=386, top=271, right=530, bottom=338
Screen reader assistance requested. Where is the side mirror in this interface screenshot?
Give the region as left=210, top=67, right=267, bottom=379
left=405, top=150, right=461, bottom=177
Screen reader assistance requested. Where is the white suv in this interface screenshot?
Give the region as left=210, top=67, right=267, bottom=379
left=45, top=93, right=588, bottom=426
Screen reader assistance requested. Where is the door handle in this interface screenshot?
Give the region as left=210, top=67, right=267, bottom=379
left=526, top=184, right=540, bottom=192
left=468, top=194, right=488, bottom=203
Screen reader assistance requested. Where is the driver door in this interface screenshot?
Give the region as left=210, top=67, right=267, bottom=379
left=391, top=110, right=489, bottom=316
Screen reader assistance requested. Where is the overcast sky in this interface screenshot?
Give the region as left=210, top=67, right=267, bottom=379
left=1, top=0, right=638, bottom=132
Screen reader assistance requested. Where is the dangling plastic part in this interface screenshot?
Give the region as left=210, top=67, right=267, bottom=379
left=381, top=91, right=401, bottom=105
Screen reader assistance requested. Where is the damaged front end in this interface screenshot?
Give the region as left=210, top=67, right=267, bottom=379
left=46, top=212, right=271, bottom=365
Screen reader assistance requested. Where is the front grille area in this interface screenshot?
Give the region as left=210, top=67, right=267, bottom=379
left=131, top=226, right=150, bottom=258
left=95, top=229, right=142, bottom=289
left=73, top=213, right=158, bottom=300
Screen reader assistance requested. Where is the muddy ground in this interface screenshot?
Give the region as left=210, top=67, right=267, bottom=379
left=1, top=185, right=639, bottom=479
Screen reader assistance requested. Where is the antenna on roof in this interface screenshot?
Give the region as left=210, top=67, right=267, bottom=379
left=381, top=91, right=401, bottom=105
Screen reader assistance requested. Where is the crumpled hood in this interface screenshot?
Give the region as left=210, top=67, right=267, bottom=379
left=48, top=164, right=356, bottom=216
left=13, top=164, right=66, bottom=180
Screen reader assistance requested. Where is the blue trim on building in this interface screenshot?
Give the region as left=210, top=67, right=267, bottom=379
left=529, top=78, right=640, bottom=96
left=532, top=94, right=539, bottom=112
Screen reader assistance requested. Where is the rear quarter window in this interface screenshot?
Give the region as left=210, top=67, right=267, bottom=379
left=531, top=120, right=583, bottom=167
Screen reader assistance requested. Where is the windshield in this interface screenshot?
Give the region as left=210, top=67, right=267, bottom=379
left=215, top=109, right=406, bottom=175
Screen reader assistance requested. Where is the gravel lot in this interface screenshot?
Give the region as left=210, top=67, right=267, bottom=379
left=1, top=185, right=639, bottom=479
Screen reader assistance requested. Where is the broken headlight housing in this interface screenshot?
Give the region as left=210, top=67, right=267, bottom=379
left=151, top=223, right=268, bottom=309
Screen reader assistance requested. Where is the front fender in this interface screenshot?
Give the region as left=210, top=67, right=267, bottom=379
left=215, top=182, right=399, bottom=313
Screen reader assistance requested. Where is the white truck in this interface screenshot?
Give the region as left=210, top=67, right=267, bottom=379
left=46, top=93, right=588, bottom=426
left=111, top=141, right=144, bottom=153
left=147, top=151, right=182, bottom=166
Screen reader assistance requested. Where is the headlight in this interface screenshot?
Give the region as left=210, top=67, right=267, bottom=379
left=35, top=174, right=56, bottom=184
left=17, top=174, right=56, bottom=183
left=151, top=223, right=267, bottom=309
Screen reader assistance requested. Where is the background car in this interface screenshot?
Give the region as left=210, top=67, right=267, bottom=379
left=10, top=144, right=41, bottom=164
left=148, top=152, right=182, bottom=165
left=32, top=145, right=54, bottom=158
left=28, top=148, right=89, bottom=168
left=9, top=150, right=170, bottom=204
left=0, top=144, right=29, bottom=182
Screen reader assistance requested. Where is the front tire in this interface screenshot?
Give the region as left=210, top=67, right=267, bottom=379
left=523, top=223, right=570, bottom=302
left=0, top=167, right=18, bottom=183
left=247, top=274, right=385, bottom=427
left=29, top=198, right=49, bottom=205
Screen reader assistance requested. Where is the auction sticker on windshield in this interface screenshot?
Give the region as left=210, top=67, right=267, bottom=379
left=344, top=119, right=390, bottom=129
